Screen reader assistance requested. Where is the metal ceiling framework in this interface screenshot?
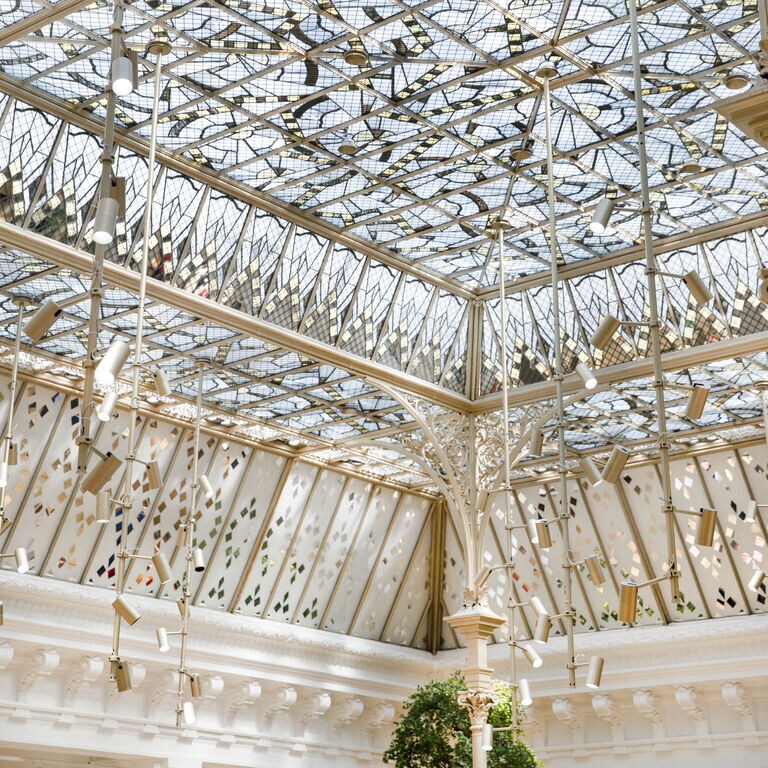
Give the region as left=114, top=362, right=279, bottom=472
left=0, top=0, right=766, bottom=651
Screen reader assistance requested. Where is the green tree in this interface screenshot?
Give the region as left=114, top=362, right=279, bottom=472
left=383, top=672, right=539, bottom=768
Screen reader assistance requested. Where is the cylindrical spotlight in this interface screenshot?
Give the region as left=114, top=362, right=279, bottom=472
left=156, top=627, right=169, bottom=653
left=115, top=660, right=132, bottom=692
left=111, top=55, right=134, bottom=96
left=97, top=390, right=119, bottom=422
left=14, top=547, right=29, bottom=574
left=589, top=197, right=616, bottom=234
left=520, top=643, right=543, bottom=669
left=695, top=507, right=717, bottom=547
left=95, top=339, right=130, bottom=387
left=529, top=429, right=544, bottom=456
left=585, top=656, right=604, bottom=689
left=602, top=445, right=630, bottom=484
left=576, top=362, right=598, bottom=389
left=192, top=547, right=206, bottom=573
left=177, top=596, right=187, bottom=618
left=95, top=490, right=111, bottom=524
left=481, top=722, right=493, bottom=751
left=81, top=452, right=122, bottom=495
left=93, top=196, right=119, bottom=245
left=748, top=569, right=766, bottom=592
left=682, top=271, right=712, bottom=307
left=152, top=551, right=173, bottom=584
left=534, top=519, right=553, bottom=549
left=534, top=613, right=550, bottom=645
left=584, top=555, right=605, bottom=587
left=518, top=677, right=533, bottom=707
left=8, top=442, right=17, bottom=466
left=146, top=460, right=161, bottom=490
left=24, top=300, right=62, bottom=341
left=580, top=457, right=603, bottom=487
left=618, top=581, right=638, bottom=624
left=685, top=384, right=709, bottom=420
left=182, top=700, right=196, bottom=725
left=152, top=367, right=171, bottom=397
left=189, top=672, right=201, bottom=698
left=529, top=595, right=549, bottom=616
left=199, top=474, right=214, bottom=499
left=745, top=500, right=758, bottom=522
left=590, top=315, right=621, bottom=350
left=113, top=594, right=141, bottom=625
left=0, top=461, right=8, bottom=488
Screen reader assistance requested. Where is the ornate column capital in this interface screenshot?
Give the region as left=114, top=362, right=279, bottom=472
left=457, top=688, right=499, bottom=728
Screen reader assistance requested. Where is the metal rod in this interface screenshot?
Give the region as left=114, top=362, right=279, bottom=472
left=110, top=35, right=166, bottom=680
left=540, top=67, right=577, bottom=687
left=176, top=361, right=204, bottom=727
left=628, top=0, right=680, bottom=603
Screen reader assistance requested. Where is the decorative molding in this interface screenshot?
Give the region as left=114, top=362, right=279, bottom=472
left=633, top=689, right=666, bottom=740
left=457, top=688, right=498, bottom=728
left=334, top=696, right=364, bottom=729
left=265, top=686, right=298, bottom=723
left=18, top=648, right=59, bottom=700
left=365, top=702, right=396, bottom=735
left=721, top=681, right=756, bottom=733
left=298, top=691, right=332, bottom=729
left=674, top=686, right=708, bottom=737
left=591, top=694, right=624, bottom=743
left=228, top=680, right=262, bottom=719
left=62, top=654, right=104, bottom=705
left=552, top=697, right=584, bottom=746
left=0, top=641, right=13, bottom=669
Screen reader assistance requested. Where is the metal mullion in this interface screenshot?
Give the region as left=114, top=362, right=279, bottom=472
left=216, top=205, right=256, bottom=302
left=698, top=242, right=731, bottom=332
left=692, top=455, right=751, bottom=615
left=317, top=486, right=379, bottom=629
left=191, top=446, right=257, bottom=603
left=563, top=280, right=595, bottom=363
left=25, top=42, right=107, bottom=83
left=257, top=223, right=296, bottom=320
left=297, top=241, right=335, bottom=335
left=345, top=493, right=406, bottom=634
left=21, top=120, right=67, bottom=227
left=370, top=272, right=407, bottom=360
left=606, top=266, right=642, bottom=359
left=227, top=457, right=296, bottom=613
left=333, top=258, right=370, bottom=347
left=0, top=266, right=62, bottom=292
left=613, top=479, right=670, bottom=624
left=437, top=302, right=470, bottom=390
left=169, top=185, right=212, bottom=286
left=78, top=419, right=186, bottom=587
left=378, top=508, right=433, bottom=642
left=404, top=287, right=440, bottom=376
left=0, top=0, right=95, bottom=46
left=521, top=291, right=554, bottom=376
left=288, top=475, right=351, bottom=624
left=259, top=462, right=324, bottom=617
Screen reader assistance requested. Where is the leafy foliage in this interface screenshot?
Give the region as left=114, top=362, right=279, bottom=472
left=383, top=673, right=539, bottom=768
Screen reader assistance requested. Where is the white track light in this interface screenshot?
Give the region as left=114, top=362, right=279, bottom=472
left=111, top=55, right=134, bottom=96
left=685, top=384, right=709, bottom=420
left=189, top=672, right=201, bottom=698
left=745, top=500, right=758, bottom=522
left=14, top=547, right=29, bottom=574
left=8, top=442, right=17, bottom=465
left=0, top=462, right=8, bottom=488
left=695, top=507, right=717, bottom=547
left=93, top=196, right=119, bottom=245
left=584, top=555, right=605, bottom=587
left=156, top=627, right=169, bottom=653
left=585, top=656, right=604, bottom=689
left=481, top=723, right=493, bottom=751
left=518, top=677, right=533, bottom=707
left=529, top=595, right=549, bottom=616
left=591, top=315, right=621, bottom=350
left=199, top=474, right=214, bottom=499
left=748, top=569, right=766, bottom=592
left=97, top=390, right=119, bottom=422
left=146, top=460, right=161, bottom=490
left=580, top=457, right=603, bottom=487
left=682, top=271, right=712, bottom=306
left=192, top=547, right=206, bottom=573
left=532, top=518, right=553, bottom=549
left=152, top=367, right=171, bottom=397
left=589, top=197, right=616, bottom=234
left=183, top=700, right=196, bottom=724
left=95, top=339, right=130, bottom=386
left=618, top=581, right=638, bottom=624
left=115, top=660, right=132, bottom=692
left=152, top=551, right=173, bottom=584
left=602, top=445, right=630, bottom=484
left=113, top=594, right=141, bottom=625
left=81, top=452, right=122, bottom=495
left=520, top=643, right=543, bottom=669
left=534, top=613, right=550, bottom=644
left=576, top=362, right=597, bottom=389
left=24, top=300, right=62, bottom=341
left=95, top=490, right=111, bottom=524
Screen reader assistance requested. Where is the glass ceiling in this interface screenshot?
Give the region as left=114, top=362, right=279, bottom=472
left=0, top=0, right=763, bottom=290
